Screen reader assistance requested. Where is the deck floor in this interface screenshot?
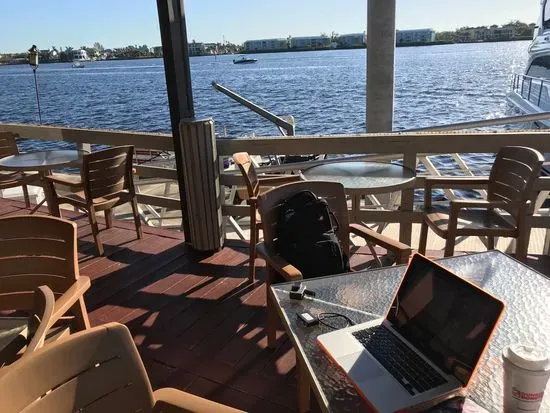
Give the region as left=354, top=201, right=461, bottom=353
left=1, top=198, right=550, bottom=412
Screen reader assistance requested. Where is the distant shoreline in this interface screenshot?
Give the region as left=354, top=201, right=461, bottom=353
left=0, top=38, right=532, bottom=65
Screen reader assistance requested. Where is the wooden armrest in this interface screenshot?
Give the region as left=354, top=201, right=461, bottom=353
left=450, top=199, right=509, bottom=212
left=45, top=174, right=83, bottom=188
left=50, top=277, right=91, bottom=329
left=256, top=242, right=303, bottom=281
left=424, top=176, right=490, bottom=189
left=24, top=286, right=56, bottom=356
left=349, top=223, right=411, bottom=264
left=153, top=388, right=244, bottom=413
left=258, top=174, right=303, bottom=186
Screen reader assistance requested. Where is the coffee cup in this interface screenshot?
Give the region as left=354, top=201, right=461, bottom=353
left=502, top=344, right=550, bottom=412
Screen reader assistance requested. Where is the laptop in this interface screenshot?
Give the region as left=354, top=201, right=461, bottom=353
left=317, top=253, right=504, bottom=413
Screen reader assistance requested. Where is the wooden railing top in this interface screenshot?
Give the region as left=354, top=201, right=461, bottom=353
left=216, top=131, right=550, bottom=156
left=0, top=123, right=173, bottom=151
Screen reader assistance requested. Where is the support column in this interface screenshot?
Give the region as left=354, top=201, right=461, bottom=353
left=366, top=0, right=396, bottom=132
left=157, top=0, right=224, bottom=251
left=179, top=119, right=224, bottom=251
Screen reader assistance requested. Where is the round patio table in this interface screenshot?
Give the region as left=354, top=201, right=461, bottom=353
left=0, top=150, right=83, bottom=216
left=302, top=161, right=416, bottom=221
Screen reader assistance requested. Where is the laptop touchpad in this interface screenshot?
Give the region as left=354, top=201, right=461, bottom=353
left=340, top=352, right=384, bottom=382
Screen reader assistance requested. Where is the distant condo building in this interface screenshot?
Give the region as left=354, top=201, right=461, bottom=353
left=290, top=35, right=331, bottom=49
left=396, top=28, right=435, bottom=44
left=188, top=42, right=205, bottom=56
left=244, top=38, right=288, bottom=52
left=338, top=32, right=366, bottom=47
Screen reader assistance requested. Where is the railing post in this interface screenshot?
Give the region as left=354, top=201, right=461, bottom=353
left=399, top=152, right=417, bottom=246
left=528, top=78, right=533, bottom=101
left=521, top=76, right=525, bottom=98
left=539, top=80, right=544, bottom=106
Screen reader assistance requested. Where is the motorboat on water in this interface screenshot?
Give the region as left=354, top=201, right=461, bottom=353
left=72, top=62, right=85, bottom=68
left=507, top=0, right=550, bottom=127
left=233, top=56, right=257, bottom=64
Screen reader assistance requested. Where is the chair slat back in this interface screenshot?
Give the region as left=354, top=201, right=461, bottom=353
left=488, top=146, right=544, bottom=218
left=257, top=181, right=350, bottom=254
left=83, top=146, right=134, bottom=200
left=233, top=152, right=259, bottom=198
left=0, top=323, right=155, bottom=413
left=0, top=216, right=79, bottom=311
left=0, top=132, right=19, bottom=159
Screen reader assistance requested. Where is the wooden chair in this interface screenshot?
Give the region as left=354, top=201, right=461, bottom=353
left=255, top=181, right=411, bottom=348
left=419, top=146, right=544, bottom=260
left=0, top=215, right=91, bottom=343
left=233, top=152, right=303, bottom=282
left=0, top=286, right=55, bottom=367
left=0, top=322, right=244, bottom=413
left=46, top=145, right=142, bottom=255
left=0, top=132, right=38, bottom=207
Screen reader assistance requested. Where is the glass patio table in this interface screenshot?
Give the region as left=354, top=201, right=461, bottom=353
left=0, top=150, right=83, bottom=216
left=302, top=161, right=416, bottom=219
left=270, top=251, right=550, bottom=412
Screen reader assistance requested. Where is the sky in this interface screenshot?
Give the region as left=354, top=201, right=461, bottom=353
left=0, top=0, right=542, bottom=53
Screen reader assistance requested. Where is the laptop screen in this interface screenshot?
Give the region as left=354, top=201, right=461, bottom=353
left=386, top=255, right=504, bottom=385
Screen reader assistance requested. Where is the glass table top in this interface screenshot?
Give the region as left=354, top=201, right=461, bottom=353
left=271, top=251, right=550, bottom=412
left=0, top=150, right=82, bottom=171
left=302, top=161, right=416, bottom=194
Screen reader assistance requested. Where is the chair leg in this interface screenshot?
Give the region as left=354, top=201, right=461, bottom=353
left=444, top=236, right=456, bottom=257
left=131, top=197, right=143, bottom=239
left=88, top=206, right=103, bottom=256
left=248, top=209, right=257, bottom=283
left=266, top=268, right=278, bottom=349
left=487, top=236, right=495, bottom=250
left=22, top=185, right=30, bottom=208
left=104, top=209, right=113, bottom=229
left=70, top=297, right=91, bottom=331
left=515, top=228, right=530, bottom=262
left=419, top=221, right=428, bottom=255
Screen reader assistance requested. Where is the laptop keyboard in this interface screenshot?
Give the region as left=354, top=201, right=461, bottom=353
left=352, top=325, right=447, bottom=395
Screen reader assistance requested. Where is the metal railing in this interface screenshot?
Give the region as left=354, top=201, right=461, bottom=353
left=405, top=111, right=550, bottom=132
left=511, top=73, right=548, bottom=107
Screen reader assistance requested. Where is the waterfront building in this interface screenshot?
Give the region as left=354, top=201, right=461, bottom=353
left=243, top=38, right=288, bottom=52
left=188, top=42, right=205, bottom=56
left=39, top=48, right=58, bottom=62
left=396, top=28, right=435, bottom=44
left=150, top=46, right=163, bottom=57
left=290, top=35, right=331, bottom=49
left=72, top=49, right=89, bottom=61
left=338, top=32, right=367, bottom=47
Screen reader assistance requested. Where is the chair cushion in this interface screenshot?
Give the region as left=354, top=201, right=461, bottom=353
left=423, top=205, right=517, bottom=236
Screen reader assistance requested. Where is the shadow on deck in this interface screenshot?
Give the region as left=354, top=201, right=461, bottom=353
left=1, top=197, right=549, bottom=412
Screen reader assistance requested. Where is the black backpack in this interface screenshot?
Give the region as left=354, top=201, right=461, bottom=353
left=274, top=190, right=350, bottom=278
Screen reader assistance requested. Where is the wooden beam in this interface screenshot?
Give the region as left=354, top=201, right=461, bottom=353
left=0, top=123, right=173, bottom=150
left=216, top=131, right=550, bottom=156
left=157, top=0, right=194, bottom=242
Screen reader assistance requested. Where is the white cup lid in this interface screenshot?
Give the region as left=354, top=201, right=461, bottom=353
left=503, top=344, right=550, bottom=372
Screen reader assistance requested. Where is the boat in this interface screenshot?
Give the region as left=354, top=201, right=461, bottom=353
left=72, top=62, right=85, bottom=68
left=507, top=1, right=550, bottom=127
left=233, top=56, right=257, bottom=64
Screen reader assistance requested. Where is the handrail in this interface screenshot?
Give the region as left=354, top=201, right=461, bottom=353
left=404, top=111, right=550, bottom=132
left=211, top=81, right=295, bottom=136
